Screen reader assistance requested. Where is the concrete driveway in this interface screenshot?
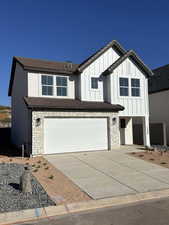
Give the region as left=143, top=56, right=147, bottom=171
left=45, top=146, right=169, bottom=199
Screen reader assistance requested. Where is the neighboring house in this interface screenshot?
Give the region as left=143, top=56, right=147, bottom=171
left=149, top=64, right=169, bottom=145
left=8, top=40, right=153, bottom=156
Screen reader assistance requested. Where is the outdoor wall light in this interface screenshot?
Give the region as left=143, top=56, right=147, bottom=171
left=112, top=117, right=117, bottom=125
left=36, top=118, right=41, bottom=127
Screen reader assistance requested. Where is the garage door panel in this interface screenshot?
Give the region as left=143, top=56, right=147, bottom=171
left=44, top=118, right=108, bottom=154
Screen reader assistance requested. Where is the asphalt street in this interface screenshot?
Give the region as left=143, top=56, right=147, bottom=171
left=17, top=197, right=169, bottom=225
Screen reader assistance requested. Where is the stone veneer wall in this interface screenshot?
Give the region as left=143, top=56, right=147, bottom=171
left=32, top=110, right=120, bottom=155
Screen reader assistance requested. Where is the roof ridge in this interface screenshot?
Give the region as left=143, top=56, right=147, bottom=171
left=14, top=56, right=78, bottom=66
left=77, top=40, right=126, bottom=73
left=103, top=49, right=153, bottom=77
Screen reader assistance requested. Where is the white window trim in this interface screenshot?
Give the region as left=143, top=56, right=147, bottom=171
left=118, top=76, right=142, bottom=99
left=91, top=77, right=99, bottom=90
left=41, top=75, right=54, bottom=96
left=56, top=75, right=68, bottom=97
left=39, top=74, right=69, bottom=98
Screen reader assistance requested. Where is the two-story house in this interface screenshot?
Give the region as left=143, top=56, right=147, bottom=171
left=8, top=40, right=153, bottom=156
left=149, top=64, right=169, bottom=145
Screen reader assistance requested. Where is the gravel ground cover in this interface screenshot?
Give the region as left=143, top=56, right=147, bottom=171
left=129, top=147, right=169, bottom=169
left=0, top=163, right=55, bottom=213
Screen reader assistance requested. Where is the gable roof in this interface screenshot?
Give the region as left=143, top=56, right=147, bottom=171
left=149, top=64, right=169, bottom=94
left=8, top=39, right=152, bottom=96
left=77, top=40, right=126, bottom=73
left=14, top=56, right=79, bottom=74
left=24, top=97, right=124, bottom=112
left=8, top=57, right=79, bottom=96
left=102, top=50, right=153, bottom=77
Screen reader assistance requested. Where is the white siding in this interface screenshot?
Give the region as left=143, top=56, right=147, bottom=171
left=110, top=58, right=149, bottom=116
left=11, top=63, right=30, bottom=151
left=149, top=90, right=169, bottom=145
left=28, top=72, right=76, bottom=99
left=80, top=47, right=120, bottom=101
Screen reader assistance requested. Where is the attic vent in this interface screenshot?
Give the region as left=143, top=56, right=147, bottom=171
left=65, top=61, right=73, bottom=70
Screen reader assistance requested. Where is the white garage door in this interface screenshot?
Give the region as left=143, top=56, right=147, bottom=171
left=44, top=118, right=108, bottom=154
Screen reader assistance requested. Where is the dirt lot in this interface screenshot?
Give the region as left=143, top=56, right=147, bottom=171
left=129, top=151, right=169, bottom=169
left=0, top=156, right=91, bottom=205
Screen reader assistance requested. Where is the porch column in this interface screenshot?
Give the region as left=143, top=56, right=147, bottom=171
left=125, top=118, right=133, bottom=145
left=142, top=116, right=150, bottom=147
left=163, top=122, right=167, bottom=146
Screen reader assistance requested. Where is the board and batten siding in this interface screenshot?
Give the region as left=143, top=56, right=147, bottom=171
left=110, top=58, right=149, bottom=116
left=80, top=47, right=120, bottom=102
left=28, top=72, right=76, bottom=99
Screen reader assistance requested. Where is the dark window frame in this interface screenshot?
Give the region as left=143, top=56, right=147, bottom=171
left=41, top=75, right=53, bottom=96
left=119, top=77, right=129, bottom=96
left=91, top=77, right=99, bottom=89
left=56, top=76, right=68, bottom=97
left=131, top=78, right=140, bottom=97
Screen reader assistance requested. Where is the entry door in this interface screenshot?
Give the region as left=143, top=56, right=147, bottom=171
left=44, top=118, right=108, bottom=154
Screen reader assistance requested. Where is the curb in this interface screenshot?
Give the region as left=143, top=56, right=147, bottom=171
left=1, top=188, right=169, bottom=225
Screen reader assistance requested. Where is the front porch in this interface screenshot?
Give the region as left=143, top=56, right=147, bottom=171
left=119, top=116, right=150, bottom=147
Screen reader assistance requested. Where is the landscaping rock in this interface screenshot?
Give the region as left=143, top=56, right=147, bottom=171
left=0, top=163, right=55, bottom=213
left=20, top=166, right=32, bottom=194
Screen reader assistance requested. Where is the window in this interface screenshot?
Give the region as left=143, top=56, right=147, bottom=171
left=119, top=78, right=129, bottom=96
left=41, top=75, right=53, bottom=96
left=91, top=77, right=98, bottom=89
left=131, top=78, right=140, bottom=97
left=56, top=76, right=67, bottom=96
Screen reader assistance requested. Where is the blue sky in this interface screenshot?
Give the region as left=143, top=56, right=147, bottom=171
left=1, top=0, right=169, bottom=106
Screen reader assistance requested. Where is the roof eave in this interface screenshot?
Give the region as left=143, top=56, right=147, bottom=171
left=103, top=50, right=153, bottom=77
left=77, top=40, right=126, bottom=73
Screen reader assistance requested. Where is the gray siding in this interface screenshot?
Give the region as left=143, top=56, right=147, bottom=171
left=11, top=63, right=29, bottom=152
left=149, top=90, right=169, bottom=145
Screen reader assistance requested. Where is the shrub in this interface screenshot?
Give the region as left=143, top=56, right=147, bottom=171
left=161, top=162, right=167, bottom=164
left=48, top=175, right=54, bottom=179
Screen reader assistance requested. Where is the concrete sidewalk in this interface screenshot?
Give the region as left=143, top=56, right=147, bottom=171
left=45, top=146, right=169, bottom=199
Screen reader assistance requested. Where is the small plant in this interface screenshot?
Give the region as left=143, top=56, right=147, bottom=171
left=48, top=175, right=54, bottom=180
left=37, top=160, right=41, bottom=164
left=32, top=164, right=35, bottom=167
left=139, top=154, right=144, bottom=157
left=45, top=166, right=49, bottom=170
left=149, top=158, right=154, bottom=161
left=161, top=162, right=167, bottom=164
left=131, top=152, right=136, bottom=155
left=25, top=162, right=29, bottom=165
left=36, top=165, right=41, bottom=169
left=43, top=162, right=47, bottom=166
left=33, top=169, right=38, bottom=173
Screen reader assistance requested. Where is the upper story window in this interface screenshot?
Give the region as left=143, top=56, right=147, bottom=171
left=41, top=75, right=53, bottom=96
left=91, top=77, right=98, bottom=89
left=41, top=75, right=68, bottom=97
left=119, top=77, right=141, bottom=97
left=131, top=78, right=140, bottom=97
left=56, top=76, right=67, bottom=96
left=119, top=78, right=129, bottom=96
